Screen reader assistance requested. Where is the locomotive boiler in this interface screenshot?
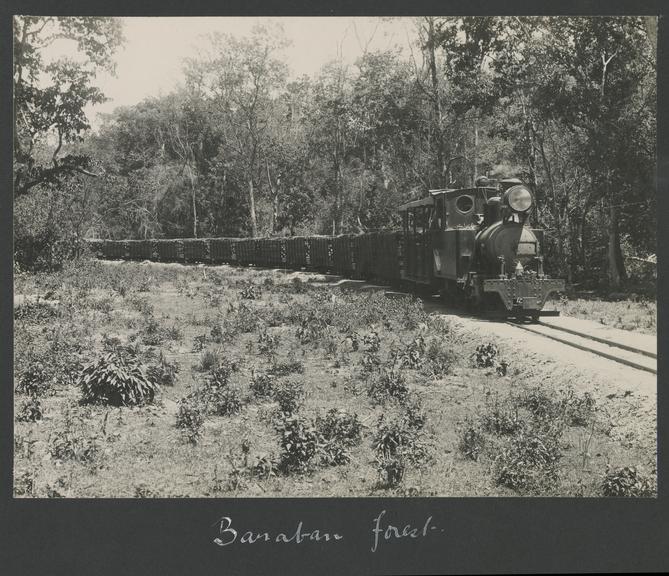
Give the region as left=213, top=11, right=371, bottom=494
left=398, top=177, right=564, bottom=319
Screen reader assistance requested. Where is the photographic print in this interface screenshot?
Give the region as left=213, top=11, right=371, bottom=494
left=13, top=15, right=657, bottom=500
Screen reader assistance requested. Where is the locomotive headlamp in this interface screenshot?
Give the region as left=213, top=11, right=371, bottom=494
left=505, top=185, right=533, bottom=212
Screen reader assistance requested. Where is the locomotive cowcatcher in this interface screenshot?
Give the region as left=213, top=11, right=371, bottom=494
left=398, top=177, right=565, bottom=319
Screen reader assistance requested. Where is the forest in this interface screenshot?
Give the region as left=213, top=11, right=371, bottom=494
left=13, top=16, right=657, bottom=290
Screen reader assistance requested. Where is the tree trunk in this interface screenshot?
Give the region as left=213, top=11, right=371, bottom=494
left=607, top=201, right=626, bottom=289
left=426, top=17, right=446, bottom=187
left=266, top=160, right=278, bottom=235
left=248, top=178, right=258, bottom=237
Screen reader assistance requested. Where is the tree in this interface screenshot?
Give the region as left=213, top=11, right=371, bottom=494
left=13, top=16, right=124, bottom=196
left=185, top=23, right=290, bottom=237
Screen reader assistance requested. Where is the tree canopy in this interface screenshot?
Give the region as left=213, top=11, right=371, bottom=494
left=14, top=16, right=656, bottom=291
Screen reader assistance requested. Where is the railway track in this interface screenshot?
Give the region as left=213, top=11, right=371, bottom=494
left=507, top=319, right=657, bottom=374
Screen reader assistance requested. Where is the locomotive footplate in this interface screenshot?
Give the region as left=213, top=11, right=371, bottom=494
left=483, top=276, right=565, bottom=314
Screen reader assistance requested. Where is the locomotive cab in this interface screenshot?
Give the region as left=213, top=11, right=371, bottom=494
left=399, top=176, right=565, bottom=318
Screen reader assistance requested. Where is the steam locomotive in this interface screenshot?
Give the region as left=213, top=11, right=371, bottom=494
left=398, top=177, right=564, bottom=319
left=88, top=177, right=564, bottom=319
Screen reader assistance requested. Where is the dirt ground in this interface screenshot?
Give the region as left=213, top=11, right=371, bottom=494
left=13, top=260, right=657, bottom=498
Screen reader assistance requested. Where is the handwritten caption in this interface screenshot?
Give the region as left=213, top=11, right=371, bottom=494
left=212, top=509, right=444, bottom=552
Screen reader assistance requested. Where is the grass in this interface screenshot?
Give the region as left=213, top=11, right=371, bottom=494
left=547, top=296, right=656, bottom=335
left=13, top=258, right=656, bottom=497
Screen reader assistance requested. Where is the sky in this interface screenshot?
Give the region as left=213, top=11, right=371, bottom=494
left=49, top=17, right=419, bottom=127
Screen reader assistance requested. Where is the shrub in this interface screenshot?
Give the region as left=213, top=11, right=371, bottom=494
left=79, top=351, right=159, bottom=406
left=398, top=335, right=425, bottom=369
left=494, top=428, right=562, bottom=493
left=373, top=414, right=428, bottom=464
left=562, top=389, right=597, bottom=426
left=403, top=394, right=427, bottom=431
left=481, top=395, right=525, bottom=436
left=48, top=427, right=101, bottom=464
left=273, top=379, right=304, bottom=414
left=140, top=318, right=165, bottom=346
left=207, top=385, right=244, bottom=416
left=457, top=422, right=486, bottom=461
left=362, top=330, right=381, bottom=353
left=250, top=372, right=275, bottom=399
left=368, top=368, right=409, bottom=404
left=206, top=360, right=237, bottom=389
left=16, top=361, right=52, bottom=397
left=176, top=399, right=205, bottom=444
left=601, top=466, right=656, bottom=497
left=14, top=470, right=36, bottom=497
left=377, top=455, right=405, bottom=488
left=257, top=330, right=280, bottom=359
left=147, top=353, right=179, bottom=387
left=251, top=455, right=279, bottom=480
left=422, top=338, right=453, bottom=376
left=316, top=409, right=363, bottom=447
left=473, top=343, right=498, bottom=368
left=268, top=358, right=305, bottom=377
left=17, top=398, right=43, bottom=422
left=240, top=284, right=262, bottom=300
left=14, top=300, right=58, bottom=323
left=134, top=484, right=160, bottom=498
left=196, top=348, right=220, bottom=372
left=276, top=413, right=319, bottom=472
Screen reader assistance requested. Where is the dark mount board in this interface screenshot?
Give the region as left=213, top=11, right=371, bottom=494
left=2, top=1, right=668, bottom=575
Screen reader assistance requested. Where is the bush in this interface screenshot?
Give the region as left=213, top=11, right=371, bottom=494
left=397, top=335, right=425, bottom=369
left=481, top=395, right=525, bottom=436
left=207, top=385, right=244, bottom=416
left=268, top=358, right=305, bottom=377
left=16, top=361, right=52, bottom=397
left=17, top=397, right=44, bottom=422
left=257, top=330, right=280, bottom=359
left=473, top=343, right=498, bottom=368
left=146, top=353, right=179, bottom=387
left=48, top=425, right=101, bottom=465
left=601, top=466, right=656, bottom=497
left=316, top=409, right=363, bottom=447
left=176, top=399, right=205, bottom=444
left=373, top=414, right=428, bottom=464
left=240, top=284, right=262, bottom=300
left=196, top=348, right=220, bottom=372
left=377, top=455, right=405, bottom=488
left=368, top=368, right=409, bottom=404
left=422, top=338, right=453, bottom=376
left=457, top=422, right=486, bottom=461
left=14, top=300, right=59, bottom=323
left=79, top=351, right=159, bottom=406
left=250, top=372, right=275, bottom=399
left=276, top=413, right=319, bottom=472
left=494, top=428, right=562, bottom=493
left=273, top=379, right=304, bottom=414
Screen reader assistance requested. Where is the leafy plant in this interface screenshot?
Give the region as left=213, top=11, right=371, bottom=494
left=79, top=351, right=159, bottom=406
left=207, top=385, right=244, bottom=416
left=240, top=284, right=262, bottom=300
left=457, top=421, right=486, bottom=461
left=176, top=398, right=205, bottom=444
left=250, top=371, right=275, bottom=399
left=16, top=361, right=52, bottom=397
left=147, top=352, right=179, bottom=387
left=268, top=358, right=305, bottom=377
left=17, top=397, right=43, bottom=422
left=273, top=379, right=304, bottom=414
left=276, top=413, right=319, bottom=472
left=473, top=343, right=499, bottom=368
left=601, top=466, right=656, bottom=497
left=494, top=428, right=563, bottom=493
left=368, top=368, right=409, bottom=403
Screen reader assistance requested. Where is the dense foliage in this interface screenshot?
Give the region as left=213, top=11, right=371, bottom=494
left=13, top=17, right=656, bottom=290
